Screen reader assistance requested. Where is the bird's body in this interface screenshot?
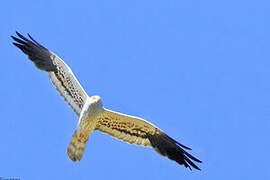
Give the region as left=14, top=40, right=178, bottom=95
left=12, top=32, right=202, bottom=170
left=68, top=96, right=103, bottom=161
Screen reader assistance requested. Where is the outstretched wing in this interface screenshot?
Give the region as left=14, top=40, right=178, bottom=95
left=96, top=109, right=202, bottom=170
left=11, top=32, right=88, bottom=115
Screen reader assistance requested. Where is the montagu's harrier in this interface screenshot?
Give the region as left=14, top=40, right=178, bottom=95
left=11, top=32, right=202, bottom=170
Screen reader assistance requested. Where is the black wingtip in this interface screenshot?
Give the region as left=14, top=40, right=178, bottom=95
left=178, top=143, right=192, bottom=150
left=15, top=31, right=29, bottom=42
left=184, top=156, right=201, bottom=170
left=12, top=42, right=24, bottom=50
left=28, top=33, right=34, bottom=41
left=12, top=31, right=44, bottom=49
left=27, top=33, right=44, bottom=48
left=148, top=131, right=202, bottom=171
left=11, top=31, right=57, bottom=72
left=11, top=35, right=16, bottom=41
left=11, top=35, right=27, bottom=45
left=162, top=132, right=192, bottom=150
left=15, top=31, right=23, bottom=38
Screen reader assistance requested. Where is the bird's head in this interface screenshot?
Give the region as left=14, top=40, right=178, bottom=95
left=82, top=95, right=104, bottom=117
left=89, top=95, right=103, bottom=110
left=90, top=95, right=101, bottom=103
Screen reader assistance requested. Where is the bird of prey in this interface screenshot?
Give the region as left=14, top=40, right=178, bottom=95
left=11, top=32, right=202, bottom=170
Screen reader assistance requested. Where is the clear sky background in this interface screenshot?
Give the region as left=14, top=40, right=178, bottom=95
left=0, top=0, right=269, bottom=179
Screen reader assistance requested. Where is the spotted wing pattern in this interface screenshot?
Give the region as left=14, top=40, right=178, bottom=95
left=11, top=32, right=88, bottom=115
left=96, top=109, right=202, bottom=170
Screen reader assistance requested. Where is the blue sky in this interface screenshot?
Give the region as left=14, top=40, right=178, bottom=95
left=0, top=0, right=269, bottom=179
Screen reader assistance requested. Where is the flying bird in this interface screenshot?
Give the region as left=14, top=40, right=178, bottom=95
left=11, top=32, right=202, bottom=170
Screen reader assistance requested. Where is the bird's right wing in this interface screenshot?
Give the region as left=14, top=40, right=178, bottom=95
left=11, top=32, right=88, bottom=115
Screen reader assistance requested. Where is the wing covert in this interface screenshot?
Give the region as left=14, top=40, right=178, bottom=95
left=96, top=109, right=156, bottom=146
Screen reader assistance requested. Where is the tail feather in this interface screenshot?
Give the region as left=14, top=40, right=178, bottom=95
left=67, top=131, right=87, bottom=162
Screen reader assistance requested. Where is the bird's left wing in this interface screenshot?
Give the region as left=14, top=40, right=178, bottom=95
left=11, top=32, right=88, bottom=115
left=95, top=109, right=202, bottom=170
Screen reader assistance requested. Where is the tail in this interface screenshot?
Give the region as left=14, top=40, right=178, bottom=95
left=67, top=130, right=88, bottom=162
